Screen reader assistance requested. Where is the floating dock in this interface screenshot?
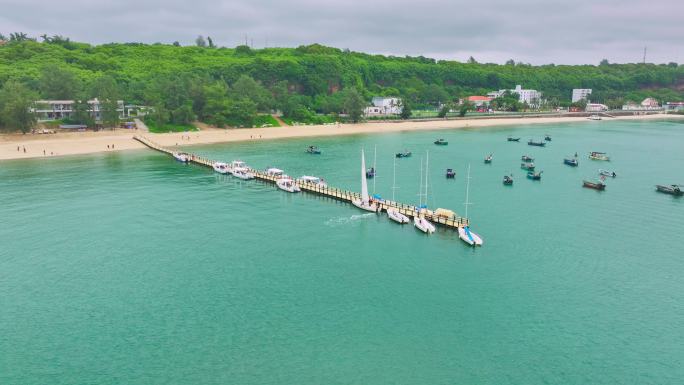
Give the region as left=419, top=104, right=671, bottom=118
left=133, top=135, right=469, bottom=230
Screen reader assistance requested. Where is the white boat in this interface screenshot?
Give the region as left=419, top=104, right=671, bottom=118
left=589, top=151, right=610, bottom=161
left=265, top=167, right=284, bottom=177
left=459, top=164, right=484, bottom=246
left=414, top=215, right=435, bottom=233
left=413, top=152, right=435, bottom=233
left=351, top=149, right=378, bottom=212
left=458, top=226, right=483, bottom=246
left=173, top=152, right=190, bottom=163
left=386, top=156, right=409, bottom=224
left=212, top=162, right=230, bottom=174
left=599, top=169, right=617, bottom=177
left=232, top=167, right=255, bottom=180
left=276, top=176, right=300, bottom=193
left=387, top=208, right=410, bottom=224
left=298, top=175, right=327, bottom=188
left=230, top=160, right=247, bottom=169
left=588, top=114, right=602, bottom=120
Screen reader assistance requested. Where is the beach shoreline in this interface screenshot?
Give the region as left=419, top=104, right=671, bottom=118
left=1, top=113, right=680, bottom=161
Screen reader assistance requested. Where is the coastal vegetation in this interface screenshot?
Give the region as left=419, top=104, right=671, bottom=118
left=0, top=34, right=683, bottom=132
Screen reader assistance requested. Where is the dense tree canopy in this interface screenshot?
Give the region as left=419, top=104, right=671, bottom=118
left=0, top=36, right=682, bottom=131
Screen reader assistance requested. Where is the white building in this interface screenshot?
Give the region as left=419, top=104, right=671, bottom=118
left=487, top=85, right=542, bottom=107
left=33, top=99, right=125, bottom=122
left=364, top=97, right=403, bottom=116
left=586, top=103, right=608, bottom=112
left=572, top=89, right=592, bottom=103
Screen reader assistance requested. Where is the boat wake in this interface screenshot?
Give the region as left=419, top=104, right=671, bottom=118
left=325, top=213, right=376, bottom=227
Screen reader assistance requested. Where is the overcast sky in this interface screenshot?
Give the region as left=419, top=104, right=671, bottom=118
left=2, top=0, right=682, bottom=65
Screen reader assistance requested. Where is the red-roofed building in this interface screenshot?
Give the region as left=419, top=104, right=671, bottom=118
left=463, top=96, right=493, bottom=107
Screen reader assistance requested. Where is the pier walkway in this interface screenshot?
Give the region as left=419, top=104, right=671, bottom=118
left=133, top=135, right=469, bottom=230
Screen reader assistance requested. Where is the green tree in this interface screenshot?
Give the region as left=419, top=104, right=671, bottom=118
left=68, top=98, right=95, bottom=127
left=438, top=103, right=451, bottom=118
left=195, top=35, right=207, bottom=47
left=459, top=102, right=472, bottom=117
left=399, top=99, right=412, bottom=119
left=341, top=88, right=365, bottom=122
left=39, top=65, right=80, bottom=99
left=0, top=80, right=37, bottom=133
left=207, top=36, right=215, bottom=48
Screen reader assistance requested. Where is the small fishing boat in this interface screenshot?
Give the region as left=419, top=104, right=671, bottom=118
left=365, top=167, right=376, bottom=179
left=414, top=215, right=436, bottom=234
left=521, top=155, right=534, bottom=162
left=396, top=150, right=412, bottom=158
left=484, top=154, right=493, bottom=164
left=230, top=160, right=247, bottom=171
left=655, top=184, right=683, bottom=196
left=563, top=157, right=579, bottom=167
left=298, top=175, right=327, bottom=188
left=527, top=171, right=543, bottom=180
left=458, top=226, right=483, bottom=246
left=503, top=174, right=513, bottom=185
left=305, top=145, right=321, bottom=154
left=521, top=162, right=535, bottom=171
left=528, top=139, right=546, bottom=147
left=173, top=152, right=190, bottom=163
left=583, top=179, right=606, bottom=190
left=446, top=168, right=456, bottom=179
left=507, top=136, right=521, bottom=142
left=276, top=176, right=300, bottom=192
left=387, top=208, right=410, bottom=224
left=232, top=167, right=255, bottom=180
left=212, top=162, right=230, bottom=174
left=545, top=135, right=552, bottom=141
left=588, top=114, right=602, bottom=120
left=589, top=151, right=610, bottom=161
left=599, top=169, right=617, bottom=177
left=352, top=150, right=379, bottom=212
left=434, top=139, right=448, bottom=145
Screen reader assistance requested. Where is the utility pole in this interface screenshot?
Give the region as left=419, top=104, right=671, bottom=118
left=643, top=46, right=647, bottom=64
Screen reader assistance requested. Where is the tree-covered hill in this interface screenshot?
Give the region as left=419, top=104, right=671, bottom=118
left=1, top=36, right=682, bottom=131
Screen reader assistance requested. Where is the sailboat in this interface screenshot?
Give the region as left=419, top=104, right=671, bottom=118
left=458, top=164, right=484, bottom=246
left=387, top=155, right=410, bottom=224
left=414, top=152, right=436, bottom=234
left=351, top=149, right=379, bottom=212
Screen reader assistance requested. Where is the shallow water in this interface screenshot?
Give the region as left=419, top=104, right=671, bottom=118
left=1, top=119, right=683, bottom=384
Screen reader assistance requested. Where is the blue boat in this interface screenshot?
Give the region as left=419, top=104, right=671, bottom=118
left=564, top=157, right=579, bottom=167
left=527, top=171, right=543, bottom=180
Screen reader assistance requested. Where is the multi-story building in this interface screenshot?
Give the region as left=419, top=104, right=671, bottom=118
left=487, top=85, right=542, bottom=107
left=33, top=99, right=125, bottom=122
left=571, top=89, right=592, bottom=103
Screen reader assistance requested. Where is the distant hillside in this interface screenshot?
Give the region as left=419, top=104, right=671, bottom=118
left=0, top=38, right=682, bottom=131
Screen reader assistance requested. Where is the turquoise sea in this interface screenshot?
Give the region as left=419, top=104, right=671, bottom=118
left=1, top=119, right=683, bottom=384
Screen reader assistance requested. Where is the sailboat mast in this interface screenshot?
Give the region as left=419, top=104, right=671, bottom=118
left=418, top=157, right=423, bottom=207
left=360, top=149, right=369, bottom=204
left=373, top=145, right=377, bottom=194
left=464, top=163, right=471, bottom=219
left=425, top=151, right=429, bottom=205
left=392, top=155, right=397, bottom=201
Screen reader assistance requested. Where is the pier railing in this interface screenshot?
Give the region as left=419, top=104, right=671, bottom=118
left=133, top=135, right=469, bottom=230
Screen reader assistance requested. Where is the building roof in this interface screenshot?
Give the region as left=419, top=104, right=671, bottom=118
left=467, top=96, right=493, bottom=101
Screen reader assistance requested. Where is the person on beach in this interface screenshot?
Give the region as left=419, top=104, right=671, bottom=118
left=23, top=147, right=26, bottom=153
left=107, top=145, right=110, bottom=149
left=17, top=146, right=20, bottom=152
left=43, top=150, right=46, bottom=155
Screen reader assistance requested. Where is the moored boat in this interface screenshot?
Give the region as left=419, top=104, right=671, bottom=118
left=173, top=152, right=190, bottom=163
left=265, top=167, right=284, bottom=177
left=212, top=162, right=230, bottom=174
left=484, top=154, right=493, bottom=164
left=599, top=169, right=617, bottom=177
left=306, top=145, right=321, bottom=154
left=521, top=155, right=534, bottom=162
left=563, top=157, right=579, bottom=167
left=365, top=167, right=376, bottom=179
left=276, top=176, right=300, bottom=192
left=387, top=208, right=410, bottom=224
left=527, top=171, right=543, bottom=180
left=396, top=150, right=412, bottom=158
left=434, top=138, right=448, bottom=145
left=588, top=114, right=602, bottom=120
left=503, top=174, right=513, bottom=185
left=458, top=226, right=483, bottom=246
left=545, top=135, right=552, bottom=141
left=521, top=162, right=535, bottom=171
left=232, top=167, right=255, bottom=180
left=507, top=136, right=521, bottom=142
left=655, top=184, right=682, bottom=196
left=583, top=179, right=606, bottom=190
left=414, top=215, right=436, bottom=234
left=352, top=150, right=379, bottom=212
left=446, top=168, right=456, bottom=179
left=589, top=151, right=610, bottom=161
left=528, top=139, right=546, bottom=147
left=298, top=175, right=327, bottom=188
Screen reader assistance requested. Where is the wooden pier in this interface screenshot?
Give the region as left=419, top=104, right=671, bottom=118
left=133, top=135, right=469, bottom=230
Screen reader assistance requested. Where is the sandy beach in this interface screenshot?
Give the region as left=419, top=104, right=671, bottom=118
left=1, top=114, right=679, bottom=161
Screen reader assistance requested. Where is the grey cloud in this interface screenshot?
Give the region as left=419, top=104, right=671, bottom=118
left=2, top=0, right=682, bottom=64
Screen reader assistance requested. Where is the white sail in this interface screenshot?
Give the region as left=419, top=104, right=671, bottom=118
left=361, top=149, right=369, bottom=205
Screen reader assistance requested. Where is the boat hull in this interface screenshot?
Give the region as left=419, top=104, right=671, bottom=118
left=583, top=181, right=606, bottom=190
left=387, top=209, right=410, bottom=224
left=351, top=198, right=378, bottom=212
left=458, top=226, right=483, bottom=246
left=413, top=217, right=435, bottom=234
